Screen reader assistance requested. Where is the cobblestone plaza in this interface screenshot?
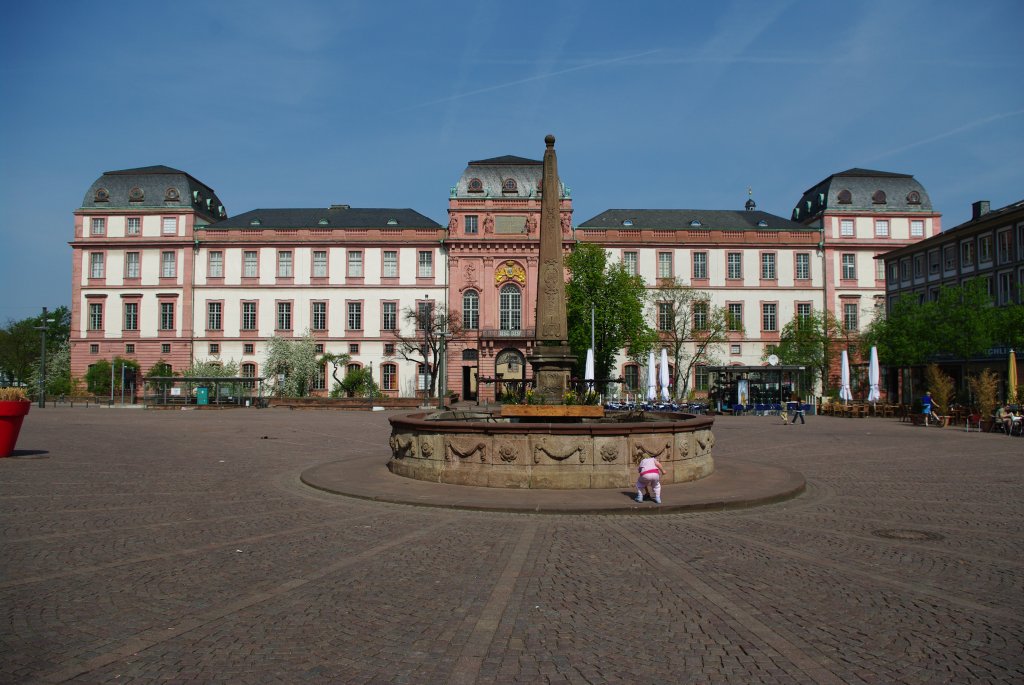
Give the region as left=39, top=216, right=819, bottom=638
left=1, top=409, right=1021, bottom=683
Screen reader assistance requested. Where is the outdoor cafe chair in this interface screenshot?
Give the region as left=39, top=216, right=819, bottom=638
left=965, top=413, right=983, bottom=432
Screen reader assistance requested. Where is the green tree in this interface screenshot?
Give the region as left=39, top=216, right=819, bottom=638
left=565, top=243, right=653, bottom=383
left=389, top=305, right=462, bottom=399
left=931, top=279, right=999, bottom=360
left=768, top=309, right=847, bottom=395
left=85, top=359, right=112, bottom=395
left=145, top=360, right=176, bottom=392
left=335, top=367, right=381, bottom=398
left=0, top=307, right=71, bottom=386
left=649, top=279, right=733, bottom=398
left=264, top=332, right=319, bottom=397
left=44, top=340, right=74, bottom=396
left=319, top=352, right=352, bottom=395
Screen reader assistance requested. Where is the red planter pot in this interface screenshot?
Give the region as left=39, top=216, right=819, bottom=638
left=0, top=400, right=31, bottom=457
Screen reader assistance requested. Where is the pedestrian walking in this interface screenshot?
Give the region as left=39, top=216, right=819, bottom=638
left=787, top=395, right=805, bottom=425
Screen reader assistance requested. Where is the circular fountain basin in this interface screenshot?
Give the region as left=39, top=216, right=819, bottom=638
left=388, top=410, right=715, bottom=489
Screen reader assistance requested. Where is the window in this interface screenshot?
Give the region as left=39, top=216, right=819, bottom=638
left=244, top=343, right=254, bottom=354
left=692, top=252, right=708, bottom=279
left=499, top=285, right=521, bottom=331
left=124, top=302, right=138, bottom=331
left=162, top=217, right=177, bottom=235
left=944, top=245, right=956, bottom=271
left=875, top=220, right=889, bottom=237
left=348, top=344, right=359, bottom=355
left=961, top=241, right=975, bottom=267
left=382, top=363, right=397, bottom=391
left=979, top=235, right=992, bottom=262
left=312, top=364, right=326, bottom=391
left=624, top=364, right=639, bottom=392
left=416, top=301, right=433, bottom=330
left=761, top=253, right=776, bottom=280
left=876, top=259, right=885, bottom=281
left=383, top=251, right=398, bottom=278
left=911, top=220, right=924, bottom=237
left=837, top=189, right=852, bottom=204
left=347, top=250, right=363, bottom=277
left=417, top=365, right=429, bottom=391
left=277, top=251, right=293, bottom=277
left=382, top=302, right=397, bottom=331
left=998, top=272, right=1012, bottom=305
left=465, top=215, right=478, bottom=234
left=727, top=253, right=742, bottom=279
left=840, top=219, right=854, bottom=237
left=244, top=251, right=258, bottom=277
left=913, top=255, right=923, bottom=278
left=90, top=252, right=104, bottom=278
left=312, top=302, right=326, bottom=331
left=348, top=302, right=362, bottom=330
left=997, top=230, right=1012, bottom=264
left=727, top=303, right=742, bottom=331
left=242, top=302, right=257, bottom=331
left=208, top=302, right=222, bottom=330
left=277, top=302, right=292, bottom=330
left=312, top=251, right=327, bottom=278
left=907, top=191, right=922, bottom=204
left=126, top=217, right=140, bottom=235
left=693, top=302, right=708, bottom=331
left=928, top=251, right=940, bottom=274
left=242, top=363, right=256, bottom=385
left=872, top=190, right=886, bottom=204
left=418, top=251, right=433, bottom=278
left=797, top=303, right=811, bottom=324
left=843, top=303, right=858, bottom=331
left=502, top=178, right=517, bottom=193
left=315, top=344, right=324, bottom=354
left=795, top=253, right=810, bottom=280
left=462, top=290, right=479, bottom=330
left=623, top=252, right=638, bottom=275
left=160, top=302, right=175, bottom=330
left=694, top=365, right=709, bottom=391
left=841, top=254, right=856, bottom=280
left=91, top=218, right=106, bottom=235
left=900, top=259, right=910, bottom=280
left=89, top=303, right=103, bottom=330
left=657, top=252, right=672, bottom=279
left=384, top=343, right=395, bottom=355
left=657, top=302, right=673, bottom=331
left=208, top=251, right=223, bottom=278
left=89, top=344, right=99, bottom=354
left=209, top=343, right=220, bottom=356
left=161, top=251, right=176, bottom=278
left=125, top=343, right=135, bottom=354
left=730, top=344, right=741, bottom=355
left=125, top=252, right=140, bottom=278
left=762, top=303, right=777, bottom=332
left=161, top=343, right=171, bottom=354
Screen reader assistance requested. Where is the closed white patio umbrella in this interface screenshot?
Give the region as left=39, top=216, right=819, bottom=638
left=647, top=350, right=657, bottom=402
left=867, top=346, right=881, bottom=403
left=660, top=348, right=671, bottom=402
left=840, top=349, right=853, bottom=404
left=584, top=348, right=595, bottom=393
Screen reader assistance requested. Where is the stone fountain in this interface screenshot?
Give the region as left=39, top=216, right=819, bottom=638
left=388, top=135, right=715, bottom=489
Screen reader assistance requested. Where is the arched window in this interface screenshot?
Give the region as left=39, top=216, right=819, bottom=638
left=624, top=364, right=640, bottom=392
left=241, top=362, right=257, bottom=388
left=462, top=290, right=479, bottom=330
left=502, top=178, right=518, bottom=193
left=837, top=189, right=852, bottom=204
left=467, top=178, right=483, bottom=193
left=872, top=190, right=887, bottom=204
left=347, top=363, right=361, bottom=376
left=906, top=191, right=921, bottom=204
left=499, top=284, right=521, bottom=331
left=381, top=363, right=397, bottom=391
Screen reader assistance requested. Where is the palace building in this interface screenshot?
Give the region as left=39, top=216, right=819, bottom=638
left=70, top=161, right=938, bottom=402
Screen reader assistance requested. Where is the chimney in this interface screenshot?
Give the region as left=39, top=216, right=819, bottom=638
left=972, top=200, right=990, bottom=220
left=330, top=204, right=350, bottom=210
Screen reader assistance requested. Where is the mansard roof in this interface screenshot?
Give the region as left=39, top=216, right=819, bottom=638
left=793, top=167, right=933, bottom=222
left=454, top=154, right=566, bottom=199
left=82, top=165, right=226, bottom=222
left=209, top=206, right=442, bottom=230
left=578, top=209, right=812, bottom=232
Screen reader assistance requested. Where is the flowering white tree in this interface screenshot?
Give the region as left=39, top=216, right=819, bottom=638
left=264, top=332, right=319, bottom=397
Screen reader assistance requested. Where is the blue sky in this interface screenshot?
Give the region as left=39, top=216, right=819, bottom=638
left=1, top=0, right=1022, bottom=323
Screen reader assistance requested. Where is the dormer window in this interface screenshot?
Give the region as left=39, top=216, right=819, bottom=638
left=467, top=178, right=484, bottom=193
left=193, top=190, right=200, bottom=203
left=165, top=187, right=180, bottom=201
left=217, top=205, right=226, bottom=218
left=793, top=208, right=800, bottom=220
left=502, top=178, right=518, bottom=193
left=906, top=191, right=921, bottom=204
left=386, top=218, right=399, bottom=225
left=250, top=218, right=262, bottom=227
left=689, top=220, right=702, bottom=228
left=318, top=218, right=329, bottom=226
left=757, top=220, right=769, bottom=227
left=622, top=219, right=634, bottom=227
left=129, top=187, right=144, bottom=202
left=94, top=188, right=110, bottom=202
left=872, top=190, right=887, bottom=204
left=837, top=189, right=852, bottom=204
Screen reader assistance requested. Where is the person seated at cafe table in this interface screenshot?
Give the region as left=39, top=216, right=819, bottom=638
left=995, top=404, right=1014, bottom=435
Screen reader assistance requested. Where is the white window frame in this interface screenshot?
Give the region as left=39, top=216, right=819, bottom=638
left=161, top=251, right=176, bottom=278
left=840, top=219, right=854, bottom=237
left=312, top=250, right=328, bottom=278
left=277, top=251, right=293, bottom=278
left=90, top=252, right=104, bottom=279
left=874, top=219, right=889, bottom=237
left=162, top=217, right=177, bottom=235
left=347, top=250, right=363, bottom=277
left=208, top=251, right=223, bottom=278
left=418, top=251, right=433, bottom=278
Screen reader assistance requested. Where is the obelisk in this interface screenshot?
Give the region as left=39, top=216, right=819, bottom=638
left=529, top=134, right=576, bottom=402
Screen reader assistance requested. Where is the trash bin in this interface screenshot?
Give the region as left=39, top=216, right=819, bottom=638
left=197, top=387, right=209, bottom=406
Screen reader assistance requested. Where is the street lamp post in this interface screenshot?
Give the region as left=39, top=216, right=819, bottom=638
left=34, top=307, right=55, bottom=409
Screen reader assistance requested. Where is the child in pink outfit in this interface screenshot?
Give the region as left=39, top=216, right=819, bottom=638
left=635, top=456, right=666, bottom=504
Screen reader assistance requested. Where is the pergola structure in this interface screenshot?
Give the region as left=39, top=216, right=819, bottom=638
left=144, top=376, right=267, bottom=407
left=706, top=365, right=807, bottom=412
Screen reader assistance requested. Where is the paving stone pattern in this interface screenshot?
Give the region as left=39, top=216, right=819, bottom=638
left=1, top=408, right=1021, bottom=684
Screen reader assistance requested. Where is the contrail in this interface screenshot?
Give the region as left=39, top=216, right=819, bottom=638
left=869, top=109, right=1024, bottom=160
left=405, top=49, right=661, bottom=111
